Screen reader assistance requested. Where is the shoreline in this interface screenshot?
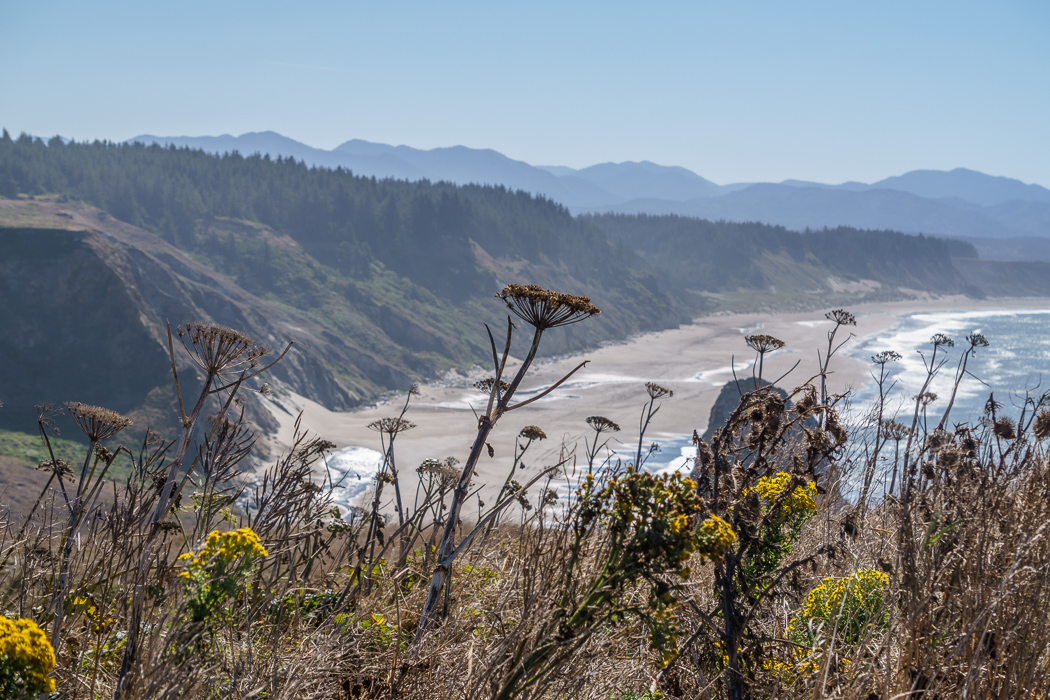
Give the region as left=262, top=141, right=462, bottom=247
left=258, top=296, right=1050, bottom=509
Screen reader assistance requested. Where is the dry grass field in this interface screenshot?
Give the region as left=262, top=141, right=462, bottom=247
left=2, top=289, right=1049, bottom=699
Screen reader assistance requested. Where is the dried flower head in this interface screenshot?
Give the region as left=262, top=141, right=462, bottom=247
left=177, top=322, right=269, bottom=375
left=144, top=429, right=166, bottom=446
left=1033, top=411, right=1050, bottom=440
left=519, top=425, right=547, bottom=440
left=872, top=350, right=902, bottom=365
left=258, top=383, right=272, bottom=396
left=475, top=378, right=511, bottom=396
left=586, top=415, right=621, bottom=433
left=915, top=392, right=938, bottom=407
left=993, top=417, right=1016, bottom=441
left=966, top=332, right=989, bottom=349
left=645, top=382, right=674, bottom=400
left=65, top=402, right=132, bottom=441
left=745, top=334, right=785, bottom=354
left=930, top=333, right=955, bottom=348
left=36, top=457, right=74, bottom=480
left=367, top=417, right=416, bottom=436
left=496, top=284, right=600, bottom=330
left=825, top=309, right=856, bottom=326
left=417, top=457, right=460, bottom=488
left=881, top=420, right=910, bottom=441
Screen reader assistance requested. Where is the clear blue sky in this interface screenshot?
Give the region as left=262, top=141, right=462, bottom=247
left=3, top=1, right=1047, bottom=186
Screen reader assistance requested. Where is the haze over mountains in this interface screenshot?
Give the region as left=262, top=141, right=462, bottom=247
left=129, top=131, right=1050, bottom=247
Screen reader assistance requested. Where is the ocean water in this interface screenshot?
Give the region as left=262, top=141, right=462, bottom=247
left=323, top=446, right=385, bottom=511
left=612, top=307, right=1050, bottom=481
left=846, top=308, right=1050, bottom=426
left=324, top=308, right=1050, bottom=505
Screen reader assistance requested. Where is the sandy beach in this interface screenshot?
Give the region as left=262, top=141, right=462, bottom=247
left=259, top=296, right=1050, bottom=510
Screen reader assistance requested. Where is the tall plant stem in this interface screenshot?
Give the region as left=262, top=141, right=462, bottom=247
left=416, top=325, right=545, bottom=633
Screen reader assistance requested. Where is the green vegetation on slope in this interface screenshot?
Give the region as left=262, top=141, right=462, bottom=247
left=0, top=132, right=681, bottom=341
left=0, top=133, right=683, bottom=431
left=586, top=213, right=983, bottom=310
left=0, top=429, right=84, bottom=467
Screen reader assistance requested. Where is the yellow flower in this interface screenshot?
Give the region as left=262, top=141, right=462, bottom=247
left=788, top=569, right=890, bottom=647
left=0, top=616, right=57, bottom=694
left=750, top=472, right=818, bottom=517
left=695, top=515, right=736, bottom=562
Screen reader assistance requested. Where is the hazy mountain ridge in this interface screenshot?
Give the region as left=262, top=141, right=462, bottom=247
left=2, top=132, right=1045, bottom=440
left=600, top=185, right=1048, bottom=240
left=125, top=132, right=1050, bottom=245
left=0, top=134, right=683, bottom=432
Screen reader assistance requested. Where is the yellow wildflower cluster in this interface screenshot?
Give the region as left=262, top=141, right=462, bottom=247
left=695, top=515, right=737, bottom=563
left=178, top=527, right=268, bottom=578
left=179, top=527, right=268, bottom=622
left=70, top=594, right=114, bottom=635
left=572, top=468, right=725, bottom=661
left=0, top=616, right=57, bottom=695
left=788, top=569, right=890, bottom=646
left=751, top=472, right=818, bottom=517
left=763, top=656, right=852, bottom=682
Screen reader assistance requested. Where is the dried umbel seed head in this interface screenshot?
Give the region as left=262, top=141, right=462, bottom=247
left=496, top=284, right=601, bottom=330
left=417, top=457, right=461, bottom=488
left=966, top=332, right=989, bottom=349
left=177, top=322, right=269, bottom=375
left=881, top=419, right=910, bottom=441
left=367, top=417, right=416, bottom=436
left=258, top=383, right=273, bottom=396
left=1031, top=411, right=1050, bottom=440
left=915, top=392, right=938, bottom=407
left=519, top=425, right=547, bottom=440
left=745, top=334, right=785, bottom=354
left=825, top=309, right=856, bottom=326
left=927, top=429, right=950, bottom=452
left=475, top=378, right=511, bottom=395
left=586, top=415, right=621, bottom=433
left=872, top=350, right=902, bottom=365
left=645, top=382, right=674, bottom=400
left=144, top=429, right=166, bottom=446
left=65, top=402, right=132, bottom=441
left=36, top=457, right=74, bottom=479
left=794, top=385, right=819, bottom=417
left=993, top=417, right=1016, bottom=441
left=931, top=333, right=955, bottom=348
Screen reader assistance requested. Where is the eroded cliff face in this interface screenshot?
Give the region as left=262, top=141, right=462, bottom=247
left=1, top=226, right=171, bottom=431
left=0, top=200, right=415, bottom=435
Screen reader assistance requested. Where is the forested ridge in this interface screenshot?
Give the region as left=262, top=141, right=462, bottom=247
left=0, top=132, right=1017, bottom=432
left=587, top=213, right=983, bottom=304
left=0, top=133, right=680, bottom=433
left=0, top=132, right=668, bottom=312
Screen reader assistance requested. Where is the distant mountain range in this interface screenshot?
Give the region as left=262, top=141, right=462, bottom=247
left=128, top=131, right=1050, bottom=245
left=6, top=134, right=1050, bottom=438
